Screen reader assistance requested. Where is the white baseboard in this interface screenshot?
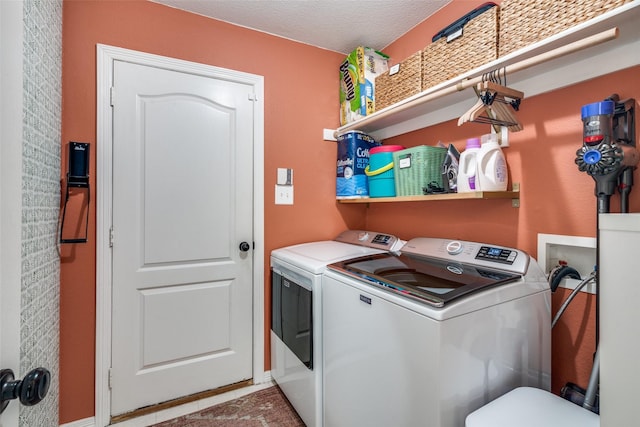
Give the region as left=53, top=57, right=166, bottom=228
left=261, top=369, right=273, bottom=384
left=60, top=417, right=95, bottom=427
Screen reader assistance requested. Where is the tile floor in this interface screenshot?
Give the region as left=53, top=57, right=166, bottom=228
left=110, top=382, right=278, bottom=427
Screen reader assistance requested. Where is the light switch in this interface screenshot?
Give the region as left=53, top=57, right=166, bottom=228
left=275, top=184, right=294, bottom=205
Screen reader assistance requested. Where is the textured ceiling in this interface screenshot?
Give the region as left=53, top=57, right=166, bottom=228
left=151, top=0, right=452, bottom=54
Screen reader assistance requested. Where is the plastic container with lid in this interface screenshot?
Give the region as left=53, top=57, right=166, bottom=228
left=457, top=138, right=482, bottom=192
left=365, top=145, right=405, bottom=197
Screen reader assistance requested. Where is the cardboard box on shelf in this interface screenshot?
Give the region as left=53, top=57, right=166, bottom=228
left=339, top=46, right=388, bottom=125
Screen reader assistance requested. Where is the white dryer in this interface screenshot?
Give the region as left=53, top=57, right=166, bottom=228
left=322, top=237, right=552, bottom=427
left=270, top=230, right=404, bottom=427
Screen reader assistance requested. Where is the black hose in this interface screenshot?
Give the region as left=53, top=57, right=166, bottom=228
left=548, top=265, right=582, bottom=293
left=551, top=271, right=597, bottom=329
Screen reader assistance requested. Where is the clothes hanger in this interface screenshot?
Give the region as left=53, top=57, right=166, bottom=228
left=478, top=71, right=524, bottom=131
left=458, top=83, right=521, bottom=130
left=458, top=69, right=524, bottom=132
left=457, top=81, right=498, bottom=125
left=478, top=80, right=524, bottom=103
left=485, top=93, right=522, bottom=132
left=457, top=97, right=486, bottom=126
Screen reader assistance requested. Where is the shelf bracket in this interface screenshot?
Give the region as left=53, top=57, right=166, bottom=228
left=511, top=182, right=520, bottom=208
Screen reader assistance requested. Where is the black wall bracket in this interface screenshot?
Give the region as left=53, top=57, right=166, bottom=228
left=60, top=142, right=90, bottom=244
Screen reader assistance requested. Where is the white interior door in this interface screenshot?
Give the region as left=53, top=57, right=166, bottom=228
left=110, top=59, right=255, bottom=415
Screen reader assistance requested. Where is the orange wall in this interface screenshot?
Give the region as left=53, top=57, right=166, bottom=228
left=60, top=0, right=360, bottom=423
left=60, top=0, right=639, bottom=423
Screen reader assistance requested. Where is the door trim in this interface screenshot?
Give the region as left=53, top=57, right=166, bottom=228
left=0, top=2, right=24, bottom=425
left=96, top=44, right=264, bottom=426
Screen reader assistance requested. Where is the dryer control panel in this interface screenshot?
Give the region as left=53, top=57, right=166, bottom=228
left=335, top=230, right=405, bottom=253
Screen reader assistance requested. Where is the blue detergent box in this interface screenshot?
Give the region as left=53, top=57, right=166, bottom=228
left=336, top=131, right=381, bottom=199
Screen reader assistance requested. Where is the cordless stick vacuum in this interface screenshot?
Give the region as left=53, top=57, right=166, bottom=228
left=571, top=94, right=638, bottom=413
left=575, top=95, right=638, bottom=214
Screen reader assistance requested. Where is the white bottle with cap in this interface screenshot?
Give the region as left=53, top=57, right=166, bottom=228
left=477, top=133, right=508, bottom=191
left=457, top=137, right=482, bottom=192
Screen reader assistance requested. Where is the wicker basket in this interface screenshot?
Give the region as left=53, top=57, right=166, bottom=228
left=393, top=145, right=448, bottom=196
left=375, top=51, right=423, bottom=111
left=499, top=0, right=633, bottom=57
left=422, top=6, right=498, bottom=91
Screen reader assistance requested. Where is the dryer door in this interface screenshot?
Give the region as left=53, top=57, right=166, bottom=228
left=271, top=270, right=313, bottom=369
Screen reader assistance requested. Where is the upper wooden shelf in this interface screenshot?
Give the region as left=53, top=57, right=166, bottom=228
left=334, top=2, right=640, bottom=141
left=337, top=188, right=520, bottom=207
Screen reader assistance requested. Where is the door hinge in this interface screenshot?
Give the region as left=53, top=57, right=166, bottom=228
left=108, top=368, right=113, bottom=390
left=248, top=93, right=258, bottom=102
left=109, top=227, right=114, bottom=248
left=110, top=87, right=115, bottom=106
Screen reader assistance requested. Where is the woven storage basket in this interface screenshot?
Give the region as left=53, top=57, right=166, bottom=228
left=422, top=5, right=498, bottom=91
left=375, top=51, right=422, bottom=111
left=393, top=145, right=448, bottom=196
left=499, top=0, right=632, bottom=57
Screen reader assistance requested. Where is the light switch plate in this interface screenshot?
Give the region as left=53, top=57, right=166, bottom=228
left=275, top=184, right=294, bottom=205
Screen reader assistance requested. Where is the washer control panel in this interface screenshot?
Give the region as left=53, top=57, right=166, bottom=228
left=402, top=238, right=530, bottom=275
left=476, top=245, right=518, bottom=264
left=445, top=241, right=464, bottom=255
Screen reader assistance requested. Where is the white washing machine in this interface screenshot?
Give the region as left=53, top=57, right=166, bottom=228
left=322, top=237, right=551, bottom=427
left=270, top=230, right=404, bottom=427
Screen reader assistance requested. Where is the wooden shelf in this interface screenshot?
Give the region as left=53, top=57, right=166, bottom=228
left=338, top=187, right=520, bottom=207
left=334, top=2, right=640, bottom=141
left=333, top=4, right=639, bottom=210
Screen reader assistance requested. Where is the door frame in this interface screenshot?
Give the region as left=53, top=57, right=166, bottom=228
left=0, top=1, right=24, bottom=426
left=95, top=44, right=265, bottom=426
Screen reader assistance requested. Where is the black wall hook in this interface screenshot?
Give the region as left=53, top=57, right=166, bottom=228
left=60, top=142, right=90, bottom=244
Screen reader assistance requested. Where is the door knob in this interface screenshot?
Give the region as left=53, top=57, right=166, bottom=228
left=0, top=367, right=50, bottom=414
left=239, top=241, right=251, bottom=252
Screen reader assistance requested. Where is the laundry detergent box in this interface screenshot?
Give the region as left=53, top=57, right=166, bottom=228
left=336, top=131, right=381, bottom=199
left=339, top=47, right=389, bottom=125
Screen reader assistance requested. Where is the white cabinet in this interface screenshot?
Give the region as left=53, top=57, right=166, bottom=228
left=599, top=213, right=640, bottom=426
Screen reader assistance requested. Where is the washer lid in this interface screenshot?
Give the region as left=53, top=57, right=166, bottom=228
left=328, top=252, right=520, bottom=307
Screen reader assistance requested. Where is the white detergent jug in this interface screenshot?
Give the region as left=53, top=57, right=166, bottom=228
left=457, top=138, right=481, bottom=192
left=477, top=134, right=508, bottom=191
